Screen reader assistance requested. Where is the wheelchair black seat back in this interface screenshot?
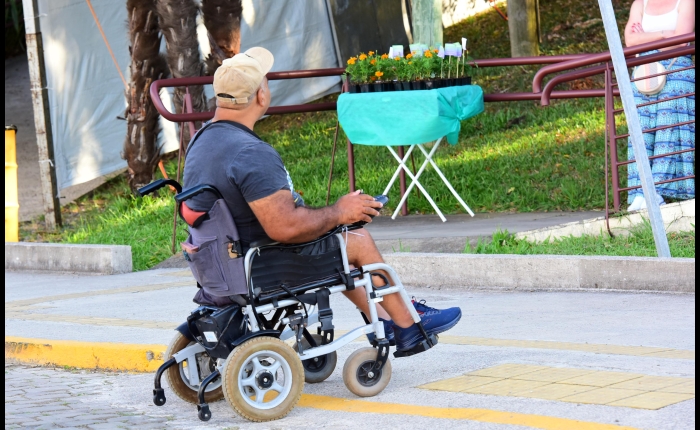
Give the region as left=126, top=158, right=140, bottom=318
left=138, top=178, right=437, bottom=423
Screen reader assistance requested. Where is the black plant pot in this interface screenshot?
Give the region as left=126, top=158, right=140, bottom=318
left=425, top=80, right=435, bottom=90
left=401, top=81, right=411, bottom=91
left=359, top=84, right=371, bottom=93
left=463, top=76, right=472, bottom=85
left=411, top=81, right=426, bottom=91
left=348, top=84, right=359, bottom=93
left=393, top=82, right=403, bottom=92
left=382, top=82, right=394, bottom=92
left=371, top=83, right=383, bottom=92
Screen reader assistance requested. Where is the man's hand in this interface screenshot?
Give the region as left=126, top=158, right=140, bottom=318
left=334, top=191, right=383, bottom=225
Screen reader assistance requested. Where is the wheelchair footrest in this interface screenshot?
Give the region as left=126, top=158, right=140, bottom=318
left=393, top=334, right=438, bottom=358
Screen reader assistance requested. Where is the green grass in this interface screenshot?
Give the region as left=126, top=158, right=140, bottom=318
left=21, top=0, right=684, bottom=270
left=465, top=223, right=695, bottom=258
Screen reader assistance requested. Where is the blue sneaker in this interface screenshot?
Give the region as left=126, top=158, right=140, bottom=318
left=366, top=318, right=396, bottom=346
left=395, top=303, right=462, bottom=352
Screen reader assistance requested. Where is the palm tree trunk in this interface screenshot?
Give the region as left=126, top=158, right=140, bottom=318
left=201, top=0, right=243, bottom=76
left=124, top=0, right=168, bottom=191
left=155, top=0, right=207, bottom=144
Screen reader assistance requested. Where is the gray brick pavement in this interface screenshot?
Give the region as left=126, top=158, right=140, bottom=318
left=4, top=365, right=171, bottom=429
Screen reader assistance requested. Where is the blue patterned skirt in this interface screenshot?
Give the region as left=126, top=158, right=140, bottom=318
left=627, top=52, right=695, bottom=203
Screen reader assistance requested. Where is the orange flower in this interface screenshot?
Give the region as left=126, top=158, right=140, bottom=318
left=370, top=76, right=377, bottom=81
left=381, top=53, right=389, bottom=60
left=406, top=53, right=413, bottom=59
left=433, top=49, right=439, bottom=53
left=424, top=50, right=433, bottom=58
left=368, top=50, right=375, bottom=56
left=394, top=56, right=401, bottom=61
left=375, top=71, right=384, bottom=77
left=347, top=57, right=356, bottom=65
left=359, top=53, right=367, bottom=61
left=370, top=59, right=377, bottom=65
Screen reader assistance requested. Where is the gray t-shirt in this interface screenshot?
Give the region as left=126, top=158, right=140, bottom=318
left=183, top=120, right=295, bottom=246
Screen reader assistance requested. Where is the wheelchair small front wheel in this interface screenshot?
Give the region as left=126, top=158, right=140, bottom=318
left=293, top=334, right=338, bottom=383
left=222, top=336, right=304, bottom=422
left=342, top=347, right=392, bottom=397
left=165, top=332, right=223, bottom=404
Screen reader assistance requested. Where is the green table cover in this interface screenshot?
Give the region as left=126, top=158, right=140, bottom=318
left=337, top=85, right=484, bottom=146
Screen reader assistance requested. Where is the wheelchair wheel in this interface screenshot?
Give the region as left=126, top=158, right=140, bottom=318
left=293, top=334, right=338, bottom=384
left=342, top=347, right=392, bottom=397
left=164, top=332, right=224, bottom=404
left=222, top=336, right=304, bottom=422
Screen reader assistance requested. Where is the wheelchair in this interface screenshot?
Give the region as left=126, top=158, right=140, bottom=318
left=138, top=179, right=438, bottom=422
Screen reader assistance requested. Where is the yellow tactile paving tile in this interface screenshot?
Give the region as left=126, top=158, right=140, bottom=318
left=513, top=367, right=596, bottom=383
left=468, top=363, right=549, bottom=378
left=511, top=383, right=597, bottom=400
left=559, top=387, right=646, bottom=405
left=559, top=371, right=645, bottom=387
left=658, top=380, right=696, bottom=395
left=421, top=364, right=696, bottom=410
left=607, top=391, right=696, bottom=410
left=463, top=379, right=551, bottom=396
left=607, top=375, right=693, bottom=391
left=418, top=375, right=503, bottom=392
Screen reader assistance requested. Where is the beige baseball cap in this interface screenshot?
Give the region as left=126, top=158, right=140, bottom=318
left=213, top=47, right=274, bottom=108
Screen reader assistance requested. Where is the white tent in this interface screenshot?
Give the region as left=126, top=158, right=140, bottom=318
left=29, top=0, right=341, bottom=190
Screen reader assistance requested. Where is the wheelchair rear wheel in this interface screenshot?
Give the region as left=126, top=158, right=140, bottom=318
left=293, top=334, right=338, bottom=383
left=222, top=336, right=304, bottom=422
left=164, top=332, right=223, bottom=404
left=342, top=347, right=392, bottom=397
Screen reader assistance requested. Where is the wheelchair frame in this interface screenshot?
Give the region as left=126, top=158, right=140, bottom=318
left=142, top=179, right=437, bottom=422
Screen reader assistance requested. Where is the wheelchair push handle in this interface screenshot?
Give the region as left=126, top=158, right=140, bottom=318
left=137, top=179, right=183, bottom=196
left=175, top=184, right=224, bottom=203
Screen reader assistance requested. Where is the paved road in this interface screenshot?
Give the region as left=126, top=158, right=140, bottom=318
left=5, top=269, right=696, bottom=429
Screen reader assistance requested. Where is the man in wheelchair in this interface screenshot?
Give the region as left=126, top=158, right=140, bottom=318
left=182, top=47, right=461, bottom=356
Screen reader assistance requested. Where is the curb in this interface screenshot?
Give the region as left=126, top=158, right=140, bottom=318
left=384, top=254, right=695, bottom=292
left=515, top=199, right=695, bottom=243
left=5, top=242, right=132, bottom=274
left=5, top=337, right=165, bottom=372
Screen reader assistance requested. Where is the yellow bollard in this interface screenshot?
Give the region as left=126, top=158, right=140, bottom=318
left=6, top=125, right=19, bottom=242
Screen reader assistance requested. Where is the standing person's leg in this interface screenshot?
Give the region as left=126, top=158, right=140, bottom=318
left=627, top=87, right=656, bottom=210
left=656, top=56, right=695, bottom=201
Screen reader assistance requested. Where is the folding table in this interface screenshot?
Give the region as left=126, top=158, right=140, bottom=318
left=337, top=85, right=484, bottom=221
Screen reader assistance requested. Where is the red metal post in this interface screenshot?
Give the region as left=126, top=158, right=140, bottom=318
left=605, top=66, right=622, bottom=212
left=347, top=138, right=356, bottom=193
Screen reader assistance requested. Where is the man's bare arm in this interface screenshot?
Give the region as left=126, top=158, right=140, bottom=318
left=249, top=190, right=383, bottom=243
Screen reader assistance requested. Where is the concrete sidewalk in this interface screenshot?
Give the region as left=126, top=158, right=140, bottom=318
left=4, top=268, right=696, bottom=429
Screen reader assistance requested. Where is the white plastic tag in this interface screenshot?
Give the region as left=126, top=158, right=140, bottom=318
left=462, top=38, right=467, bottom=50
left=203, top=331, right=218, bottom=342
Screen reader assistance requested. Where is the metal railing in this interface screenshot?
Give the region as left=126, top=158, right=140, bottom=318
left=533, top=33, right=695, bottom=227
